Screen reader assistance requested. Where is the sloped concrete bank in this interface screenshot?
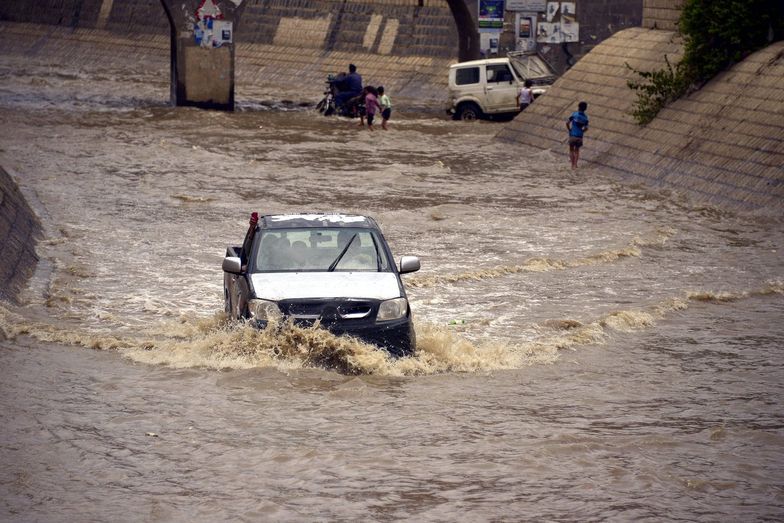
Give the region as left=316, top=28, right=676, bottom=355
left=0, top=167, right=42, bottom=304
left=497, top=28, right=784, bottom=213
left=0, top=21, right=453, bottom=104
left=0, top=0, right=461, bottom=104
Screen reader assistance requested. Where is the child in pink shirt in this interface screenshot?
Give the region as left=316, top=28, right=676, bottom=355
left=362, top=86, right=382, bottom=131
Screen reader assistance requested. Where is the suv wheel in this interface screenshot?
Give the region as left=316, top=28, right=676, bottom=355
left=455, top=102, right=482, bottom=121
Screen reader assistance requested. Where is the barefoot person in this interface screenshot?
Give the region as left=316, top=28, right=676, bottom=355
left=566, top=101, right=589, bottom=169
left=378, top=86, right=392, bottom=130
left=363, top=86, right=382, bottom=131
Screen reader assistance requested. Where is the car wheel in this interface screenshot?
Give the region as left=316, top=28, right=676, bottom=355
left=456, top=103, right=482, bottom=121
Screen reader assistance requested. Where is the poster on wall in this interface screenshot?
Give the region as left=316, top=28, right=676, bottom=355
left=479, top=0, right=505, bottom=29
left=213, top=20, right=233, bottom=46
left=561, top=2, right=576, bottom=23
left=536, top=2, right=579, bottom=43
left=537, top=21, right=561, bottom=43
left=545, top=2, right=559, bottom=22
left=507, top=0, right=546, bottom=10
left=516, top=12, right=537, bottom=51
left=561, top=21, right=578, bottom=42
left=480, top=32, right=501, bottom=55
left=194, top=18, right=233, bottom=47
left=519, top=17, right=531, bottom=38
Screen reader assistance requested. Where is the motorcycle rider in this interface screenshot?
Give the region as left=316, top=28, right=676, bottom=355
left=335, top=64, right=362, bottom=111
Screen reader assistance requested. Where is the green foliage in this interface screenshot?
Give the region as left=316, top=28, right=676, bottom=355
left=627, top=0, right=784, bottom=125
left=680, top=0, right=784, bottom=83
left=626, top=56, right=691, bottom=125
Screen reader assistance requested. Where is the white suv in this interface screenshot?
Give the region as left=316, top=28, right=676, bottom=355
left=446, top=54, right=555, bottom=121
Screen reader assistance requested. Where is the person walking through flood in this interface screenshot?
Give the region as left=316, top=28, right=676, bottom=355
left=378, top=86, right=392, bottom=130
left=566, top=101, right=589, bottom=169
left=361, top=86, right=382, bottom=131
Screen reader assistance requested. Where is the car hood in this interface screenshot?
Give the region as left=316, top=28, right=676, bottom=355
left=250, top=272, right=402, bottom=301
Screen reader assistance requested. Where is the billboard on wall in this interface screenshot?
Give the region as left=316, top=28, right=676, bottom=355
left=507, top=0, right=546, bottom=11
left=479, top=0, right=505, bottom=29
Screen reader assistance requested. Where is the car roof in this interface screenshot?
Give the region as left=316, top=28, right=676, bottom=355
left=449, top=57, right=510, bottom=68
left=260, top=213, right=378, bottom=229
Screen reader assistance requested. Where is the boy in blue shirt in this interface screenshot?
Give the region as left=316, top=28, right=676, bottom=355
left=566, top=101, right=589, bottom=169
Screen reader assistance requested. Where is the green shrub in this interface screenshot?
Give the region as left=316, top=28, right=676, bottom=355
left=627, top=0, right=784, bottom=125
left=680, top=0, right=783, bottom=83
left=626, top=56, right=691, bottom=125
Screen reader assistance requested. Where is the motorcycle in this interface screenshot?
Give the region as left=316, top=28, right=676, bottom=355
left=316, top=73, right=365, bottom=118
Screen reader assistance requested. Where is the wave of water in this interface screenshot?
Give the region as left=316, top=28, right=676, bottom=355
left=408, top=227, right=675, bottom=288
left=3, top=281, right=781, bottom=377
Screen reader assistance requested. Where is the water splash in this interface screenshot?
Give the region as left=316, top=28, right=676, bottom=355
left=3, top=280, right=781, bottom=376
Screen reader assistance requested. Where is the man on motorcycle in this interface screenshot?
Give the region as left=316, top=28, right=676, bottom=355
left=335, top=64, right=362, bottom=111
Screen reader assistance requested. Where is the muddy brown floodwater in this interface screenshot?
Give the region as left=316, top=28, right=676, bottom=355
left=1, top=53, right=783, bottom=522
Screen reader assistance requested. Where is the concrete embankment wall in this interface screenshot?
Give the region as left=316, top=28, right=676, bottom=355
left=497, top=28, right=784, bottom=213
left=0, top=0, right=459, bottom=101
left=0, top=167, right=42, bottom=304
left=642, top=0, right=682, bottom=31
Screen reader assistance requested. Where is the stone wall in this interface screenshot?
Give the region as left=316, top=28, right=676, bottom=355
left=548, top=0, right=644, bottom=74
left=497, top=28, right=784, bottom=212
left=642, top=0, right=682, bottom=31
left=0, top=0, right=459, bottom=58
left=0, top=167, right=42, bottom=304
left=240, top=0, right=458, bottom=58
left=0, top=20, right=452, bottom=102
left=0, top=0, right=461, bottom=101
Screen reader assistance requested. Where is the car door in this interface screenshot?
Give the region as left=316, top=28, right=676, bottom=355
left=484, top=63, right=519, bottom=113
left=452, top=65, right=483, bottom=105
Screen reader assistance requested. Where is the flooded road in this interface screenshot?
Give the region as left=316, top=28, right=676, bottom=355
left=1, top=53, right=783, bottom=521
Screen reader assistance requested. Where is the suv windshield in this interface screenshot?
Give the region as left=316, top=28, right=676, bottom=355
left=254, top=228, right=391, bottom=272
left=509, top=54, right=555, bottom=82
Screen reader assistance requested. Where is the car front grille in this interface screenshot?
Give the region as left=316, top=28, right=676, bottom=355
left=278, top=299, right=376, bottom=322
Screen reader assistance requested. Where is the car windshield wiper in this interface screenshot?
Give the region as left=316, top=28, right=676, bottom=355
left=328, top=233, right=357, bottom=272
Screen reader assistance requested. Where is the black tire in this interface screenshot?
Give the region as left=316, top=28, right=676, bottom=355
left=316, top=97, right=327, bottom=112
left=455, top=102, right=482, bottom=121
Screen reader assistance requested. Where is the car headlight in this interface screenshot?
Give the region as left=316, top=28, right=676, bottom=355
left=377, top=298, right=408, bottom=322
left=248, top=299, right=281, bottom=321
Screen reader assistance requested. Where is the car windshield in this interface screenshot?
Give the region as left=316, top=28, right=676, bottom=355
left=509, top=54, right=555, bottom=81
left=254, top=228, right=392, bottom=272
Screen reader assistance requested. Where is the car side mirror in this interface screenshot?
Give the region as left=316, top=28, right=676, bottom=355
left=222, top=256, right=242, bottom=274
left=399, top=256, right=420, bottom=274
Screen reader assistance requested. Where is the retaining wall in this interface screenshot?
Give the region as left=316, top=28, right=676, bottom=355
left=0, top=167, right=42, bottom=304
left=642, top=0, right=682, bottom=31
left=0, top=0, right=461, bottom=101
left=497, top=28, right=784, bottom=212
